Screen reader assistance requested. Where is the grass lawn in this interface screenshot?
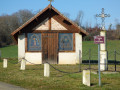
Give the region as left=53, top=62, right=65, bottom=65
left=0, top=45, right=18, bottom=58
left=82, top=40, right=120, bottom=61
left=0, top=61, right=120, bottom=90
left=0, top=40, right=120, bottom=60
left=0, top=40, right=120, bottom=89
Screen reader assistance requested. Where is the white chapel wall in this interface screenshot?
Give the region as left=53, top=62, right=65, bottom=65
left=58, top=53, right=76, bottom=64
left=25, top=53, right=42, bottom=65
left=75, top=33, right=82, bottom=64
left=18, top=34, right=25, bottom=60
left=18, top=34, right=42, bottom=64
left=58, top=33, right=82, bottom=64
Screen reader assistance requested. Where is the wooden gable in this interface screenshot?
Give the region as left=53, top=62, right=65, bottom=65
left=11, top=4, right=88, bottom=43
left=33, top=18, right=49, bottom=30
left=33, top=18, right=67, bottom=30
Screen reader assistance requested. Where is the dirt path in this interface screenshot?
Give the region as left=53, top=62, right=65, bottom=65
left=0, top=81, right=27, bottom=90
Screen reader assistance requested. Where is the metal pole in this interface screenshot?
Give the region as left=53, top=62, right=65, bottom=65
left=107, top=51, right=108, bottom=71
left=89, top=49, right=91, bottom=70
left=98, top=44, right=101, bottom=86
left=114, top=50, right=116, bottom=72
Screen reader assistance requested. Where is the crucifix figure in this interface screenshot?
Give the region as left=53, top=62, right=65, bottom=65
left=48, top=0, right=54, bottom=5
left=96, top=8, right=110, bottom=30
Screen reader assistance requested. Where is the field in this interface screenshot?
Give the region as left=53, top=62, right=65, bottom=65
left=0, top=62, right=120, bottom=90
left=0, top=40, right=120, bottom=61
left=0, top=40, right=120, bottom=90
left=82, top=40, right=120, bottom=61
left=0, top=45, right=18, bottom=58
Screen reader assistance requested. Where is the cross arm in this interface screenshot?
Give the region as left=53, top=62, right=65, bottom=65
left=96, top=14, right=102, bottom=17
left=104, top=14, right=110, bottom=17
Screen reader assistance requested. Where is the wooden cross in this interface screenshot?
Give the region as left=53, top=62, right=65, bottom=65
left=96, top=8, right=110, bottom=30
left=48, top=0, right=54, bottom=5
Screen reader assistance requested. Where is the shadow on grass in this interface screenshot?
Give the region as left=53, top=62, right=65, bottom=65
left=91, top=83, right=98, bottom=87
left=90, top=83, right=110, bottom=87
left=101, top=83, right=110, bottom=86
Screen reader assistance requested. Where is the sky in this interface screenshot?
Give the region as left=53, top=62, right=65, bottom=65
left=0, top=0, right=120, bottom=29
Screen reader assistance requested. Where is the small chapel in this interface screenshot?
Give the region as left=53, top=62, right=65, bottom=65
left=11, top=4, right=88, bottom=64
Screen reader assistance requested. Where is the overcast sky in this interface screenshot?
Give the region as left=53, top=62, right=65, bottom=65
left=0, top=0, right=120, bottom=29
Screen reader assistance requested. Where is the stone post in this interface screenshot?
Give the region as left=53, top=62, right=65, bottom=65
left=83, top=70, right=91, bottom=86
left=3, top=59, right=7, bottom=68
left=20, top=59, right=26, bottom=70
left=44, top=63, right=50, bottom=77
left=100, top=30, right=107, bottom=71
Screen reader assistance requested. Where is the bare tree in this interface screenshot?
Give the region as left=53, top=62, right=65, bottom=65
left=74, top=11, right=84, bottom=27
left=108, top=23, right=112, bottom=30
left=0, top=9, right=35, bottom=47
left=13, top=9, right=34, bottom=25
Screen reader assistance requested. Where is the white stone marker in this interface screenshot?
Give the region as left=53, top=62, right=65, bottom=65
left=100, top=51, right=107, bottom=71
left=20, top=59, right=26, bottom=70
left=44, top=63, right=50, bottom=77
left=3, top=59, right=7, bottom=68
left=83, top=70, right=91, bottom=86
left=100, top=30, right=107, bottom=71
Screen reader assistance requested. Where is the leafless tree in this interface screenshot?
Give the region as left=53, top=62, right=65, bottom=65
left=74, top=11, right=84, bottom=27
left=108, top=23, right=112, bottom=30
left=13, top=9, right=34, bottom=25
left=0, top=9, right=34, bottom=47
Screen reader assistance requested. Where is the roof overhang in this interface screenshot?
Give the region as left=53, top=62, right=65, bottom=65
left=11, top=4, right=89, bottom=43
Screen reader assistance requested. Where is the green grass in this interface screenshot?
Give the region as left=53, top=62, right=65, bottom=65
left=82, top=40, right=120, bottom=61
left=0, top=45, right=18, bottom=58
left=0, top=62, right=120, bottom=90
left=0, top=40, right=120, bottom=60
left=0, top=41, right=120, bottom=89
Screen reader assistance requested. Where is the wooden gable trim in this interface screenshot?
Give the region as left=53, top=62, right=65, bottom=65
left=17, top=9, right=51, bottom=35
left=49, top=17, right=51, bottom=30
left=31, top=30, right=78, bottom=33
left=11, top=4, right=88, bottom=43
left=51, top=7, right=89, bottom=36
left=52, top=13, right=79, bottom=32
left=11, top=4, right=51, bottom=36
left=49, top=9, right=52, bottom=30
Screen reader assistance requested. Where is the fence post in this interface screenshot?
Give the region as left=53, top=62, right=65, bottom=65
left=3, top=59, right=7, bottom=68
left=79, top=50, right=81, bottom=72
left=20, top=59, right=26, bottom=70
left=89, top=49, right=91, bottom=70
left=83, top=70, right=91, bottom=86
left=44, top=63, right=50, bottom=77
left=114, top=50, right=116, bottom=72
